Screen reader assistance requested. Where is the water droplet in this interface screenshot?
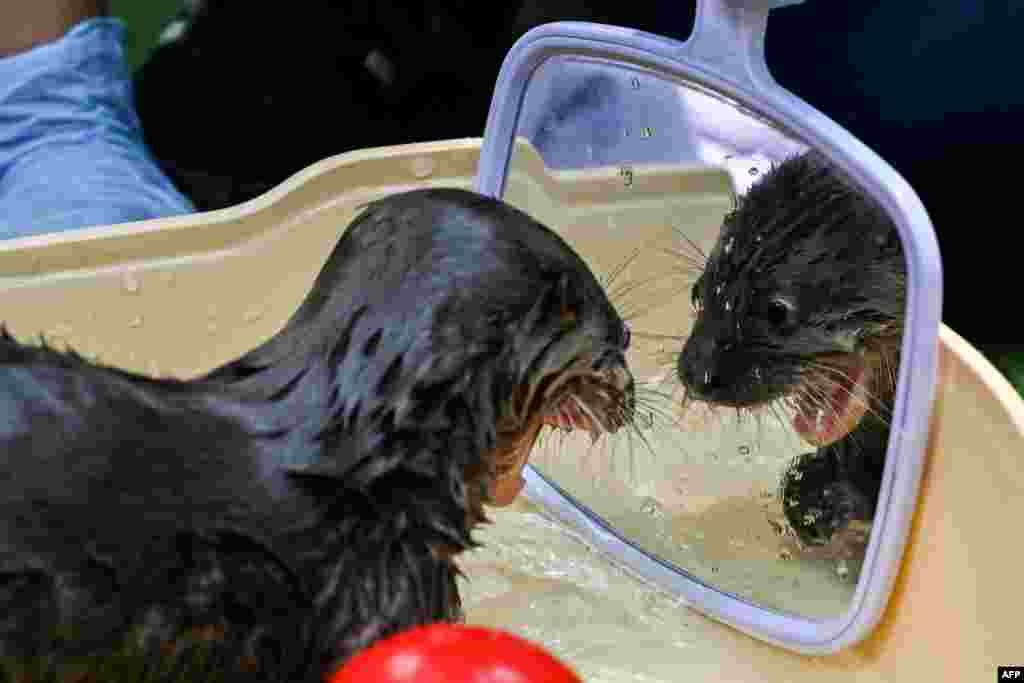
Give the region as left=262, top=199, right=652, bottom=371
left=410, top=157, right=435, bottom=179
left=714, top=284, right=723, bottom=296
left=640, top=497, right=664, bottom=519
left=121, top=273, right=141, bottom=294
left=738, top=445, right=751, bottom=456
left=128, top=316, right=143, bottom=328
left=778, top=549, right=792, bottom=560
left=748, top=167, right=759, bottom=176
left=243, top=306, right=264, bottom=323
left=724, top=237, right=734, bottom=255
left=724, top=300, right=732, bottom=311
left=836, top=559, right=850, bottom=580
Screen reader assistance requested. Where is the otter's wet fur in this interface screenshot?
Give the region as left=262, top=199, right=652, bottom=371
left=0, top=188, right=633, bottom=682
left=677, top=151, right=905, bottom=548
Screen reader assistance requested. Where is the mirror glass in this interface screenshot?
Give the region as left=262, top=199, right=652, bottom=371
left=499, top=56, right=906, bottom=620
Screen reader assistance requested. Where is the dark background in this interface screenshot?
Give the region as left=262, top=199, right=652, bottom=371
left=123, top=1, right=1022, bottom=383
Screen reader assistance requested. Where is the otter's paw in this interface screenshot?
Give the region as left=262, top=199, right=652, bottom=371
left=779, top=452, right=873, bottom=547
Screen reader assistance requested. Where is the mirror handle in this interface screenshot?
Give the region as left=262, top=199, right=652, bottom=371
left=681, top=0, right=806, bottom=91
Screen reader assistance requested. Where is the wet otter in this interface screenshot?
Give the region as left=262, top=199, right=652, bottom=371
left=0, top=188, right=634, bottom=681
left=676, top=151, right=905, bottom=548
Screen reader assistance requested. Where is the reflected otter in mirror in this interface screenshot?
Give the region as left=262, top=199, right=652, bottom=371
left=676, top=151, right=905, bottom=549
left=0, top=188, right=634, bottom=681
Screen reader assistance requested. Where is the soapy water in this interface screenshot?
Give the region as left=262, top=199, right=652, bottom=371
left=460, top=434, right=862, bottom=681
left=460, top=499, right=705, bottom=683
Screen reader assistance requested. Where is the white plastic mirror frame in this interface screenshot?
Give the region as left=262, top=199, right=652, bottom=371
left=473, top=0, right=943, bottom=655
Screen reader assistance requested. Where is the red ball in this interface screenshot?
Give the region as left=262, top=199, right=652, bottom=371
left=328, top=623, right=583, bottom=683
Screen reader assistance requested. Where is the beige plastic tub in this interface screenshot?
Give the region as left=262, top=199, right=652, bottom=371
left=2, top=139, right=1021, bottom=683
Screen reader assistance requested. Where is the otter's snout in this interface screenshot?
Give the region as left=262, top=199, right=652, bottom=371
left=678, top=333, right=728, bottom=401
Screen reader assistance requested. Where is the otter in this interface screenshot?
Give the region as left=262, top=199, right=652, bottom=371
left=0, top=188, right=634, bottom=681
left=676, top=151, right=905, bottom=548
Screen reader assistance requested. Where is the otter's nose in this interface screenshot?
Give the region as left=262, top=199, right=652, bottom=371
left=677, top=335, right=727, bottom=399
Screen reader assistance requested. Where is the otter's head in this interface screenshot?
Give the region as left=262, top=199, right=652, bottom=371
left=271, top=187, right=634, bottom=513
left=677, top=151, right=905, bottom=446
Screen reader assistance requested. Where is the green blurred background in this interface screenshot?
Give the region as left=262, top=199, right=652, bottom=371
left=111, top=0, right=181, bottom=72
left=110, top=1, right=1024, bottom=397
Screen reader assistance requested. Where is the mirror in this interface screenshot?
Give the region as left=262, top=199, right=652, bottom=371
left=494, top=55, right=907, bottom=621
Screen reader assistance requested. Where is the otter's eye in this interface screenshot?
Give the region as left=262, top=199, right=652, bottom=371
left=764, top=296, right=798, bottom=328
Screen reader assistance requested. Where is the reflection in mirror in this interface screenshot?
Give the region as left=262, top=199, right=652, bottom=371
left=500, top=57, right=906, bottom=620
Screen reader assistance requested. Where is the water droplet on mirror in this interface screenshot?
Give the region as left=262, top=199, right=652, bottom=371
left=836, top=559, right=850, bottom=580
left=639, top=497, right=664, bottom=519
